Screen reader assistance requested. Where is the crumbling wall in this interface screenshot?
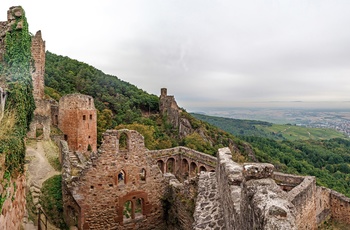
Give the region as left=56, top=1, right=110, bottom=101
left=330, top=190, right=350, bottom=225
left=213, top=147, right=296, bottom=230
left=316, top=186, right=332, bottom=225
left=31, top=30, right=45, bottom=99
left=163, top=174, right=197, bottom=230
left=0, top=175, right=26, bottom=230
left=27, top=99, right=51, bottom=139
left=27, top=29, right=51, bottom=140
left=285, top=174, right=317, bottom=229
left=63, top=129, right=166, bottom=229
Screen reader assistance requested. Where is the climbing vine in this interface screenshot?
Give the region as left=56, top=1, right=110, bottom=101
left=0, top=7, right=35, bottom=177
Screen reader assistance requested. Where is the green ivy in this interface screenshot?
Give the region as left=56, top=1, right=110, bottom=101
left=0, top=6, right=35, bottom=176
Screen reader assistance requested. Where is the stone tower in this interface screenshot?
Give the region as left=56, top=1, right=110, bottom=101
left=31, top=30, right=45, bottom=99
left=58, top=94, right=97, bottom=152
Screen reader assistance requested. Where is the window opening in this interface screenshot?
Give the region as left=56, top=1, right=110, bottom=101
left=119, top=132, right=128, bottom=151
left=90, top=114, right=92, bottom=120
left=83, top=115, right=86, bottom=120
left=118, top=170, right=125, bottom=185
left=140, top=168, right=146, bottom=181
left=135, top=198, right=143, bottom=218
left=123, top=200, right=132, bottom=222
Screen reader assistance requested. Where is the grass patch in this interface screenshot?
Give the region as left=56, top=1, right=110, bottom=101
left=40, top=174, right=66, bottom=229
left=42, top=140, right=61, bottom=171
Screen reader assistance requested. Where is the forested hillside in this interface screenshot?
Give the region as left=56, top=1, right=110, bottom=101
left=193, top=113, right=350, bottom=197
left=44, top=52, right=248, bottom=158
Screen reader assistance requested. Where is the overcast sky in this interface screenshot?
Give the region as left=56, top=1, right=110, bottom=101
left=2, top=1, right=350, bottom=110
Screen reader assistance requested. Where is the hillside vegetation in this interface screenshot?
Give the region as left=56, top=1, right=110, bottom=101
left=44, top=52, right=248, bottom=158
left=192, top=113, right=350, bottom=197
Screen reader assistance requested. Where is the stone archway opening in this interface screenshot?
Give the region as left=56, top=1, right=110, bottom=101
left=199, top=166, right=207, bottom=173
left=157, top=160, right=164, bottom=173
left=190, top=162, right=197, bottom=177
left=166, top=158, right=175, bottom=174
left=119, top=132, right=129, bottom=151
left=118, top=170, right=126, bottom=185
left=36, top=123, right=44, bottom=139
left=135, top=198, right=143, bottom=219
left=182, top=159, right=189, bottom=179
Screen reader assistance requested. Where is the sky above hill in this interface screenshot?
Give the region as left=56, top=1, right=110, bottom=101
left=2, top=1, right=350, bottom=110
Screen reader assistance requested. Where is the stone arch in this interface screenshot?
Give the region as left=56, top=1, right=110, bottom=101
left=140, top=168, right=146, bottom=181
left=210, top=170, right=215, bottom=172
left=166, top=157, right=175, bottom=173
left=190, top=162, right=197, bottom=177
left=118, top=132, right=129, bottom=151
left=117, top=170, right=126, bottom=185
left=118, top=191, right=150, bottom=224
left=182, top=159, right=189, bottom=179
left=199, top=166, right=207, bottom=172
left=157, top=160, right=164, bottom=173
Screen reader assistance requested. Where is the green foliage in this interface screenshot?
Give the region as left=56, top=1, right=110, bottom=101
left=0, top=7, right=35, bottom=178
left=44, top=51, right=159, bottom=144
left=40, top=175, right=67, bottom=229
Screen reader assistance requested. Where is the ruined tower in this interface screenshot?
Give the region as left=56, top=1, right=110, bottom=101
left=27, top=30, right=51, bottom=140
left=31, top=30, right=45, bottom=99
left=58, top=94, right=97, bottom=152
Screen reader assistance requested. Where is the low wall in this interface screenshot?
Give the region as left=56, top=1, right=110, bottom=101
left=316, top=186, right=332, bottom=225
left=285, top=174, right=317, bottom=229
left=330, top=190, right=350, bottom=225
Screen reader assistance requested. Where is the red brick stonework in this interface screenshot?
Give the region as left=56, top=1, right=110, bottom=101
left=62, top=129, right=166, bottom=229
left=58, top=94, right=97, bottom=152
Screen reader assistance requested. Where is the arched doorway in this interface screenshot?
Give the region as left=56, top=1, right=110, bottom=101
left=166, top=158, right=175, bottom=173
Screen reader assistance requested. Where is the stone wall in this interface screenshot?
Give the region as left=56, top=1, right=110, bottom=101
left=330, top=190, right=350, bottom=225
left=315, top=186, right=350, bottom=226
left=210, top=147, right=296, bottom=230
left=27, top=99, right=51, bottom=140
left=58, top=94, right=97, bottom=152
left=316, top=186, right=332, bottom=225
left=284, top=174, right=317, bottom=229
left=63, top=129, right=166, bottom=229
left=31, top=30, right=45, bottom=100
left=163, top=174, right=197, bottom=230
left=0, top=175, right=26, bottom=230
left=28, top=28, right=51, bottom=140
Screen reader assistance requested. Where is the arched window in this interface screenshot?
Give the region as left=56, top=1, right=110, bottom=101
left=199, top=166, right=207, bottom=172
left=166, top=158, right=175, bottom=173
left=182, top=159, right=189, bottom=179
left=118, top=170, right=126, bottom=185
left=123, top=200, right=133, bottom=222
left=157, top=160, right=164, bottom=173
left=119, top=132, right=128, bottom=151
left=190, top=162, right=197, bottom=177
left=140, top=168, right=146, bottom=181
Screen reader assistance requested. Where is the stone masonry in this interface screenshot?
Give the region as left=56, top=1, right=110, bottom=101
left=62, top=129, right=166, bottom=229
left=27, top=30, right=51, bottom=140
left=58, top=93, right=97, bottom=153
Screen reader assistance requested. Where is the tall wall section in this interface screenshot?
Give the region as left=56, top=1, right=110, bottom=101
left=0, top=6, right=32, bottom=229
left=27, top=30, right=51, bottom=140
left=58, top=94, right=97, bottom=152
